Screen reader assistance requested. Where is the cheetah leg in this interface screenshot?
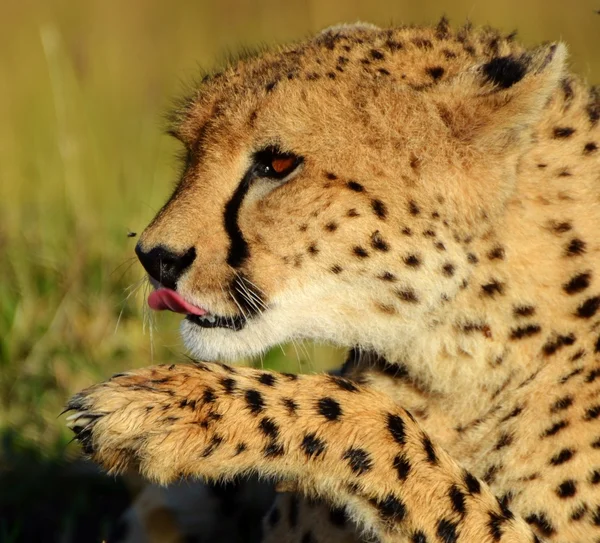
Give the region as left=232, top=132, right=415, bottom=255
left=66, top=363, right=540, bottom=543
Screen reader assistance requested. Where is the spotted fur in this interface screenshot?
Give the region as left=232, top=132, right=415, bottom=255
left=67, top=20, right=599, bottom=543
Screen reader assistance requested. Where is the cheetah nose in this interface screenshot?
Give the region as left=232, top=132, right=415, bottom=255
left=135, top=243, right=196, bottom=290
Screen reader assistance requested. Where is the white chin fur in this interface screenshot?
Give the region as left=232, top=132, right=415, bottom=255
left=180, top=316, right=285, bottom=362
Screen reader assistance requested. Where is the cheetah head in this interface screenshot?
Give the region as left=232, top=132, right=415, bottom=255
left=135, top=24, right=566, bottom=362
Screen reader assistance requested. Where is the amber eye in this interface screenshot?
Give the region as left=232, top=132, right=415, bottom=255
left=253, top=146, right=303, bottom=180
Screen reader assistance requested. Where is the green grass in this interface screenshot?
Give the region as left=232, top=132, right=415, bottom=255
left=1, top=0, right=598, bottom=540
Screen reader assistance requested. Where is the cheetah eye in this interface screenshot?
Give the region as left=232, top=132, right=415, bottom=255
left=253, top=146, right=303, bottom=180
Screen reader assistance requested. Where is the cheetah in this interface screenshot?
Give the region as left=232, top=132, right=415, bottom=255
left=66, top=19, right=600, bottom=543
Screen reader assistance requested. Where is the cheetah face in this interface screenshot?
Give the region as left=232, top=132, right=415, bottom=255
left=135, top=27, right=564, bottom=361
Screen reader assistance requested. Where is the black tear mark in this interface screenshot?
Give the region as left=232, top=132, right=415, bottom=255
left=224, top=169, right=254, bottom=267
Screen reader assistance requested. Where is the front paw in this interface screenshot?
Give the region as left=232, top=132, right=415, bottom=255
left=65, top=364, right=223, bottom=483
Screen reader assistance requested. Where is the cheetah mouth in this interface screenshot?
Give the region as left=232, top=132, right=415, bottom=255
left=147, top=288, right=247, bottom=331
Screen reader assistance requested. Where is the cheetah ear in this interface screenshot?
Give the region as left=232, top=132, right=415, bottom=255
left=431, top=43, right=567, bottom=150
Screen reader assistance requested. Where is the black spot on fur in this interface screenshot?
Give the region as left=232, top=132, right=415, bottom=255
left=563, top=272, right=591, bottom=294
left=259, top=417, right=280, bottom=439
left=371, top=231, right=390, bottom=251
left=245, top=389, right=265, bottom=414
left=542, top=333, right=576, bottom=356
left=412, top=37, right=433, bottom=49
left=576, top=296, right=600, bottom=318
left=482, top=56, right=527, bottom=89
left=449, top=485, right=466, bottom=515
left=371, top=494, right=406, bottom=522
left=422, top=435, right=437, bottom=463
left=494, top=433, right=513, bottom=450
left=556, top=479, right=577, bottom=498
left=353, top=246, right=369, bottom=258
left=487, top=246, right=505, bottom=260
left=330, top=375, right=359, bottom=392
left=301, top=432, right=327, bottom=459
left=408, top=201, right=420, bottom=215
left=437, top=518, right=459, bottom=543
left=318, top=397, right=342, bottom=421
left=404, top=254, right=421, bottom=267
left=553, top=126, right=576, bottom=138
left=481, top=280, right=504, bottom=297
left=426, top=66, right=445, bottom=80
left=412, top=531, right=428, bottom=543
left=202, top=388, right=216, bottom=404
left=513, top=305, right=535, bottom=317
left=544, top=420, right=570, bottom=438
left=524, top=512, right=555, bottom=537
left=586, top=369, right=600, bottom=383
left=379, top=271, right=397, bottom=282
left=584, top=142, right=598, bottom=154
left=263, top=441, right=284, bottom=458
left=371, top=199, right=387, bottom=219
left=343, top=447, right=373, bottom=475
left=393, top=453, right=411, bottom=480
left=488, top=511, right=506, bottom=541
left=565, top=238, right=586, bottom=256
left=201, top=435, right=223, bottom=457
left=258, top=373, right=276, bottom=386
left=330, top=265, right=343, bottom=274
left=464, top=471, right=481, bottom=494
left=325, top=221, right=338, bottom=232
left=500, top=405, right=524, bottom=423
left=442, top=263, right=455, bottom=277
left=550, top=447, right=575, bottom=465
left=510, top=324, right=541, bottom=340
left=347, top=181, right=364, bottom=192
left=551, top=396, right=574, bottom=412
left=570, top=504, right=587, bottom=521
left=396, top=288, right=419, bottom=303
left=585, top=405, right=600, bottom=420
left=387, top=413, right=406, bottom=444
left=483, top=464, right=501, bottom=485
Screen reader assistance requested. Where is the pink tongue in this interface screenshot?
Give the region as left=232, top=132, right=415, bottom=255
left=148, top=288, right=207, bottom=316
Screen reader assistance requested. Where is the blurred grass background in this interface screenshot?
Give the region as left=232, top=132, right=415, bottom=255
left=0, top=0, right=598, bottom=541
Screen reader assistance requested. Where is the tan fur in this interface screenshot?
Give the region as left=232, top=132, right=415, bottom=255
left=68, top=20, right=600, bottom=542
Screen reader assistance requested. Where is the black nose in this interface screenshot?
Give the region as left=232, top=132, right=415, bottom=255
left=135, top=244, right=197, bottom=290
